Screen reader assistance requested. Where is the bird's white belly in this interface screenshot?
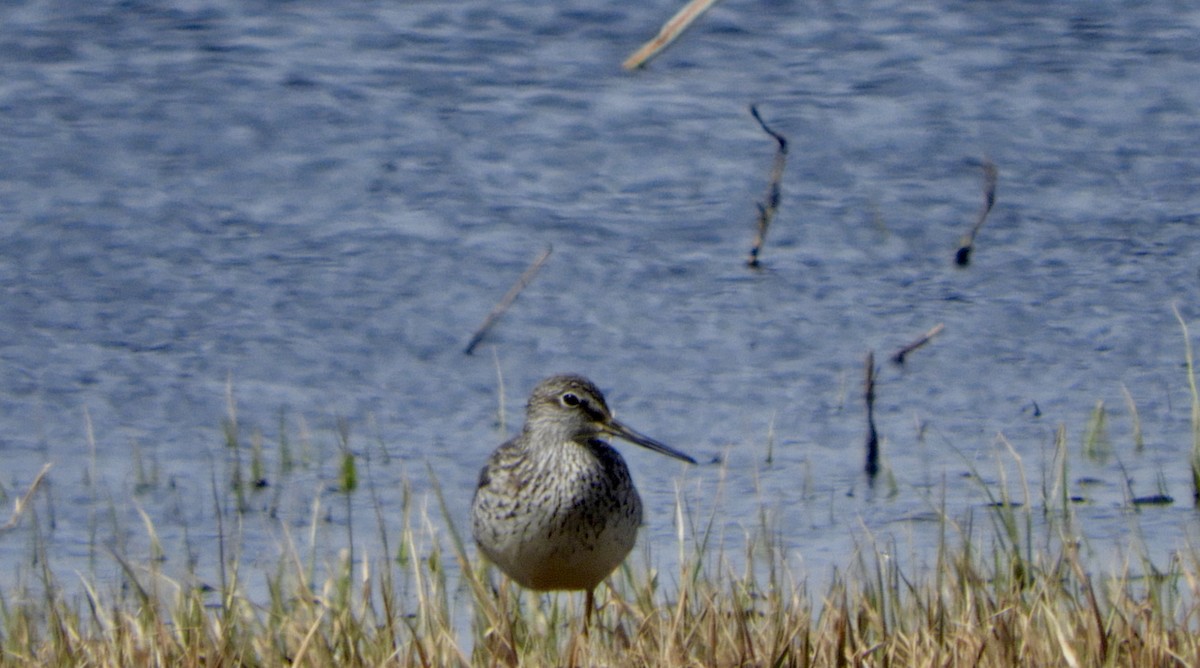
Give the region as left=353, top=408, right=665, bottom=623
left=482, top=509, right=640, bottom=591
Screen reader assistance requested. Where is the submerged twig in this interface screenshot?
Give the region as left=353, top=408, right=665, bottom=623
left=0, top=463, right=52, bottom=533
left=465, top=245, right=553, bottom=355
left=623, top=0, right=723, bottom=70
left=864, top=351, right=880, bottom=479
left=954, top=159, right=999, bottom=266
left=747, top=105, right=788, bottom=268
left=891, top=323, right=946, bottom=365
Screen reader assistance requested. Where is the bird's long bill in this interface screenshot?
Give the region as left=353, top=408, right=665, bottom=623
left=607, top=419, right=696, bottom=464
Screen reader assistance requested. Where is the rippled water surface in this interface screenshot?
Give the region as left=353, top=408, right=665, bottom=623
left=2, top=0, right=1200, bottom=600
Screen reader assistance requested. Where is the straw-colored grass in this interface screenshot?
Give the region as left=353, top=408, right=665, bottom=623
left=2, top=437, right=1200, bottom=668
left=6, top=341, right=1200, bottom=667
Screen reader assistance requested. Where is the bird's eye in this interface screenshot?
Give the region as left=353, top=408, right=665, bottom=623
left=561, top=392, right=580, bottom=407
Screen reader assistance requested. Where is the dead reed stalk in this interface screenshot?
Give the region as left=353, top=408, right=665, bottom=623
left=891, top=323, right=945, bottom=365
left=864, top=350, right=880, bottom=478
left=746, top=105, right=788, bottom=268
left=465, top=245, right=553, bottom=355
left=623, top=0, right=723, bottom=70
left=955, top=159, right=998, bottom=266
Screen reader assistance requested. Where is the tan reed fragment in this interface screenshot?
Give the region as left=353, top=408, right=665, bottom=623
left=891, top=322, right=946, bottom=365
left=0, top=462, right=52, bottom=533
left=623, top=0, right=723, bottom=70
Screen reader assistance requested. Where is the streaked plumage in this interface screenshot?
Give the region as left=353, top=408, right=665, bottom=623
left=471, top=374, right=695, bottom=623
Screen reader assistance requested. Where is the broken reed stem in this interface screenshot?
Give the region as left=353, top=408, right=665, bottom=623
left=864, top=350, right=880, bottom=478
left=1120, top=383, right=1144, bottom=452
left=0, top=462, right=52, bottom=533
left=622, top=0, right=723, bottom=70
left=464, top=245, right=553, bottom=355
left=747, top=105, right=788, bottom=268
left=1172, top=303, right=1200, bottom=506
left=891, top=323, right=945, bottom=365
left=954, top=159, right=999, bottom=266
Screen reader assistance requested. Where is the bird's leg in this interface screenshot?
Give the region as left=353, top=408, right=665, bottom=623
left=500, top=578, right=515, bottom=652
left=566, top=590, right=593, bottom=668
left=584, top=588, right=594, bottom=637
left=497, top=577, right=519, bottom=666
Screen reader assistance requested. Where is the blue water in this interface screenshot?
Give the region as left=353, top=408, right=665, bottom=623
left=2, top=0, right=1200, bottom=603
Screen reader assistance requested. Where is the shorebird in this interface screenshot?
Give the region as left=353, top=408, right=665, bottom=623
left=471, top=374, right=696, bottom=629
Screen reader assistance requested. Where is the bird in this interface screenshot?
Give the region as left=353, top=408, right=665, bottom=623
left=471, top=374, right=696, bottom=630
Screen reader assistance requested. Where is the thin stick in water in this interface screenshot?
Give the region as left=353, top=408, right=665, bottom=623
left=955, top=159, right=998, bottom=266
left=891, top=323, right=946, bottom=365
left=747, top=105, right=789, bottom=268
left=864, top=351, right=880, bottom=478
left=623, top=0, right=723, bottom=70
left=465, top=245, right=553, bottom=355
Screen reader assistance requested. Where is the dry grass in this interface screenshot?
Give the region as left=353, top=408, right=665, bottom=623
left=2, top=445, right=1200, bottom=668
left=5, top=357, right=1200, bottom=667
